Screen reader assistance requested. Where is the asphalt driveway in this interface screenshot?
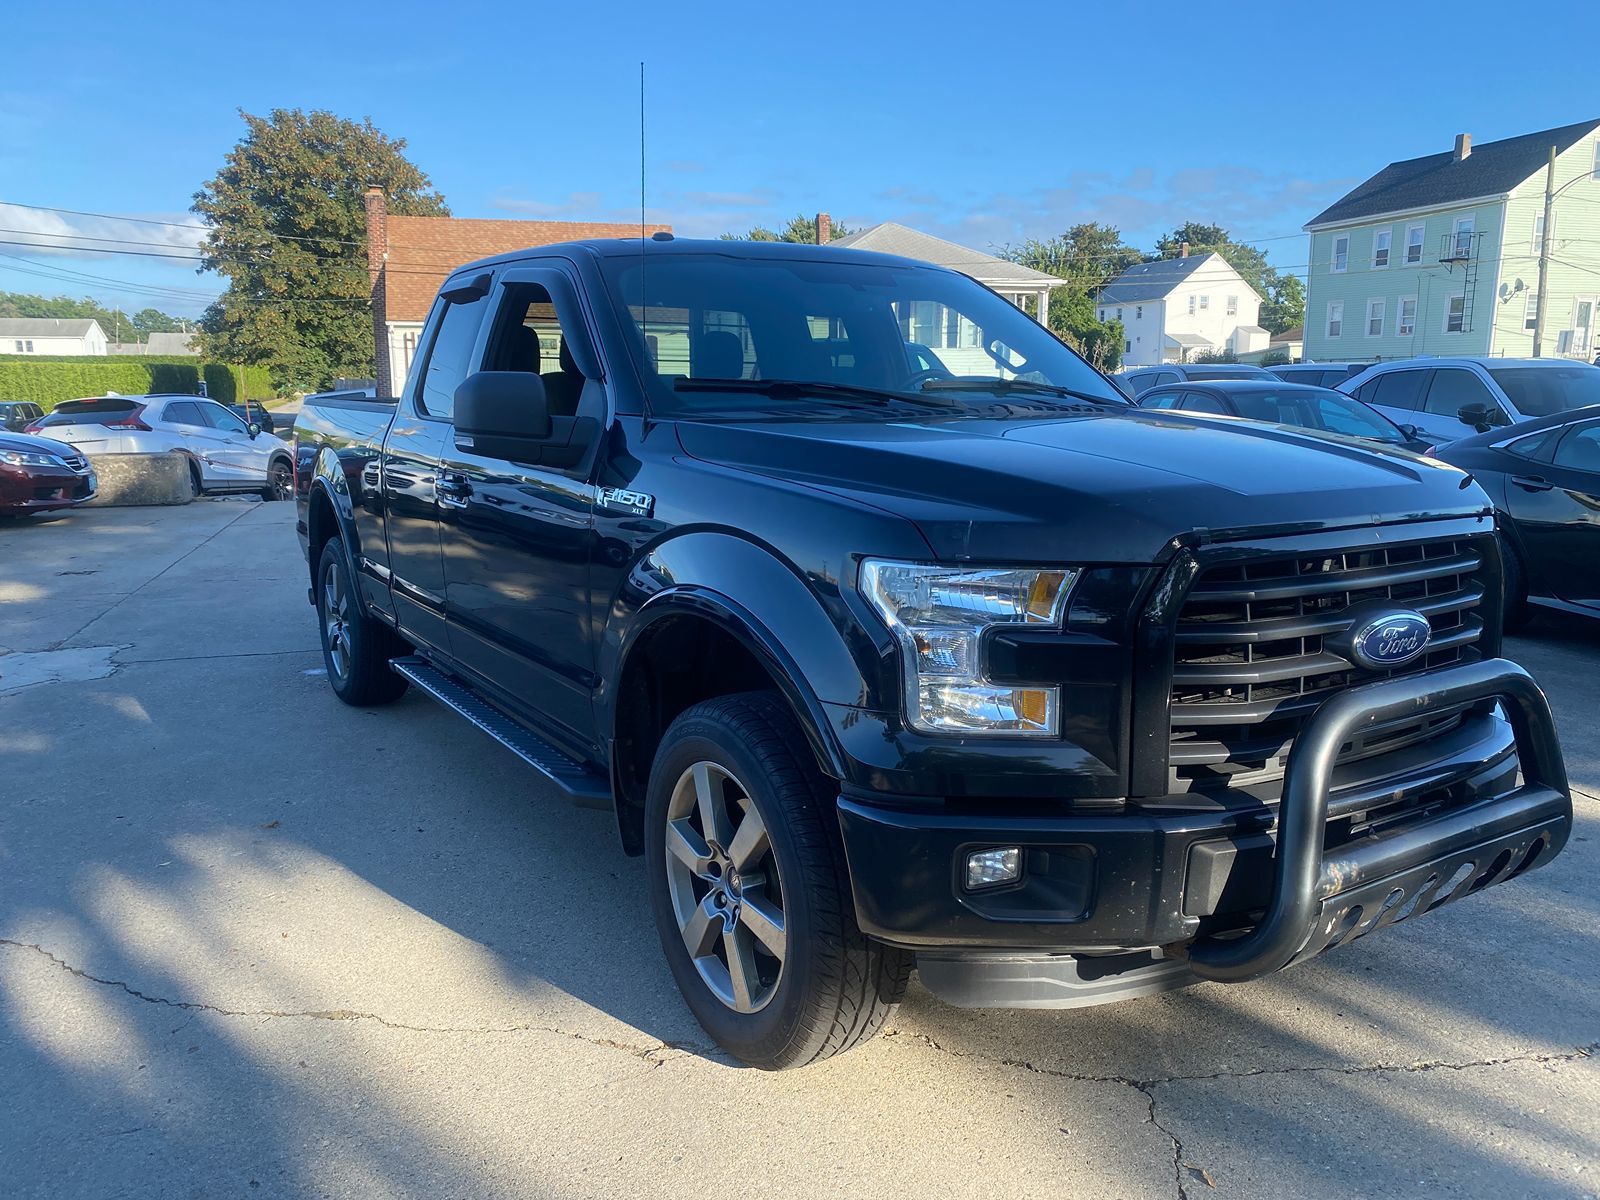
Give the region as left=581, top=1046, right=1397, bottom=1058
left=2, top=501, right=1596, bottom=1199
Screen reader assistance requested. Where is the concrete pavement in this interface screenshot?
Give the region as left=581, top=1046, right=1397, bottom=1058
left=1, top=501, right=1596, bottom=1199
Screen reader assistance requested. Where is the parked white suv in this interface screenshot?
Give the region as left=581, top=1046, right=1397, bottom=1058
left=28, top=394, right=293, bottom=500
left=1339, top=357, right=1600, bottom=447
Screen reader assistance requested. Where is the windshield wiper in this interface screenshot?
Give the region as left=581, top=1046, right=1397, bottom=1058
left=919, top=378, right=1128, bottom=407
left=673, top=377, right=958, bottom=410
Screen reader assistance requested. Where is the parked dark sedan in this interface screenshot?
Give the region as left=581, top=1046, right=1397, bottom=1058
left=1435, top=405, right=1600, bottom=627
left=1137, top=380, right=1433, bottom=452
left=0, top=430, right=97, bottom=517
left=227, top=399, right=276, bottom=434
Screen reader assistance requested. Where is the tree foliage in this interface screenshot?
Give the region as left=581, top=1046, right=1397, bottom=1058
left=192, top=108, right=448, bottom=392
left=1000, top=223, right=1142, bottom=370
left=1152, top=221, right=1304, bottom=334
left=721, top=214, right=853, bottom=243
left=0, top=290, right=189, bottom=343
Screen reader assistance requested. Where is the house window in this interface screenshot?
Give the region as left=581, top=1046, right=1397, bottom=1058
left=1372, top=229, right=1391, bottom=268
left=1199, top=295, right=1209, bottom=310
left=1332, top=235, right=1349, bottom=272
left=1405, top=222, right=1425, bottom=265
left=1327, top=301, right=1344, bottom=338
left=1532, top=211, right=1554, bottom=252
left=1116, top=307, right=1123, bottom=321
left=1524, top=292, right=1539, bottom=331
left=1452, top=214, right=1475, bottom=258
left=1593, top=140, right=1600, bottom=180
left=1445, top=295, right=1466, bottom=333
left=1188, top=295, right=1196, bottom=315
left=1225, top=295, right=1238, bottom=316
left=1126, top=340, right=1132, bottom=354
left=1366, top=298, right=1385, bottom=337
left=1098, top=309, right=1105, bottom=321
left=1398, top=296, right=1417, bottom=336
left=1136, top=305, right=1143, bottom=319
left=13, top=339, right=33, bottom=353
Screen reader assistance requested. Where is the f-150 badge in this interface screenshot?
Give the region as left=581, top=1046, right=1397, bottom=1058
left=599, top=487, right=654, bottom=518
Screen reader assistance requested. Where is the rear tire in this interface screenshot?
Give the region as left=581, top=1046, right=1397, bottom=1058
left=1499, top=534, right=1531, bottom=632
left=644, top=691, right=911, bottom=1069
left=315, top=537, right=410, bottom=706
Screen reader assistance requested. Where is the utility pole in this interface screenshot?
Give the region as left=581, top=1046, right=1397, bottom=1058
left=1532, top=145, right=1555, bottom=358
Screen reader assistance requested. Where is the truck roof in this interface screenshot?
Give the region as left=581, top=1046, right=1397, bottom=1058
left=450, top=235, right=941, bottom=276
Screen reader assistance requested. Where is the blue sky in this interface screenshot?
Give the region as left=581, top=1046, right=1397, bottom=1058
left=3, top=0, right=1597, bottom=317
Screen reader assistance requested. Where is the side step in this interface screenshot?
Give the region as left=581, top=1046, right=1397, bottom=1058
left=389, top=656, right=612, bottom=808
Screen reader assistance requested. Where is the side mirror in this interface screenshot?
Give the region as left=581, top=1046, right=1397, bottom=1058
left=454, top=371, right=596, bottom=468
left=247, top=422, right=261, bottom=439
left=1457, top=403, right=1490, bottom=430
left=1399, top=423, right=1421, bottom=440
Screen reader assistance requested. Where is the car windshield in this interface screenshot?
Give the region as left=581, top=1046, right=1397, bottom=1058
left=1487, top=366, right=1600, bottom=417
left=1226, top=388, right=1406, bottom=443
left=599, top=250, right=1125, bottom=418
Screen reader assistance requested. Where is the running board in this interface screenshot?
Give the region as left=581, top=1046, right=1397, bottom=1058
left=389, top=656, right=612, bottom=808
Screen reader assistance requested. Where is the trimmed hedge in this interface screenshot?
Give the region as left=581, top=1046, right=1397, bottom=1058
left=0, top=355, right=276, bottom=411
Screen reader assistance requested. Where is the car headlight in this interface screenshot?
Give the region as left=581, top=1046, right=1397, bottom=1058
left=860, top=560, right=1077, bottom=737
left=0, top=449, right=63, bottom=467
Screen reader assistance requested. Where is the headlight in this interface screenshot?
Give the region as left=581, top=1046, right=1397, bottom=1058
left=860, top=560, right=1077, bottom=737
left=0, top=450, right=63, bottom=467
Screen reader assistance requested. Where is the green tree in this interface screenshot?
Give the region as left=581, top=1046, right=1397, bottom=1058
left=721, top=214, right=852, bottom=243
left=1000, top=223, right=1142, bottom=371
left=1151, top=221, right=1304, bottom=334
left=192, top=108, right=448, bottom=392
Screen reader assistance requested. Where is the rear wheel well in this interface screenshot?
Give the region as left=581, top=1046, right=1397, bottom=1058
left=611, top=614, right=821, bottom=855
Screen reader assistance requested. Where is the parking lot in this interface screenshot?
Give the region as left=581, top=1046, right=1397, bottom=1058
left=1, top=500, right=1596, bottom=1199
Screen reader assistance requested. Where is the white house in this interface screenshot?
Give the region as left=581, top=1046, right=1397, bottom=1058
left=1095, top=253, right=1264, bottom=366
left=0, top=318, right=108, bottom=356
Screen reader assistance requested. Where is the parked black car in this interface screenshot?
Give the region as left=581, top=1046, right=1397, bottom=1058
left=227, top=399, right=276, bottom=434
left=292, top=237, right=1570, bottom=1069
left=0, top=401, right=45, bottom=432
left=1268, top=362, right=1370, bottom=389
left=1435, top=405, right=1600, bottom=627
left=1114, top=362, right=1274, bottom=396
left=1138, top=380, right=1433, bottom=452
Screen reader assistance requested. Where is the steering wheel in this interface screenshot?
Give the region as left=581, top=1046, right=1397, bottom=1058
left=904, top=366, right=955, bottom=390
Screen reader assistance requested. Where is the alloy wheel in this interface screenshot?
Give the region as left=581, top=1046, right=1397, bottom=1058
left=269, top=460, right=293, bottom=500
left=321, top=557, right=351, bottom=681
left=663, top=760, right=787, bottom=1013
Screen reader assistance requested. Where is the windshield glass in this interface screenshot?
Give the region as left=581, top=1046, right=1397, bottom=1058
left=1227, top=388, right=1406, bottom=443
left=599, top=250, right=1124, bottom=417
left=1487, top=366, right=1600, bottom=417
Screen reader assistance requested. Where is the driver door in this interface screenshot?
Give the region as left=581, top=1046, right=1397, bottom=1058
left=1506, top=418, right=1600, bottom=610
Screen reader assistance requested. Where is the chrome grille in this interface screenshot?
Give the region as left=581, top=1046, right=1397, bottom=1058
left=1168, top=538, right=1487, bottom=788
left=61, top=454, right=89, bottom=472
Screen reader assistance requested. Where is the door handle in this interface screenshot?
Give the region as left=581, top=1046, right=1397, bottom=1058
left=435, top=474, right=472, bottom=508
left=1512, top=475, right=1553, bottom=493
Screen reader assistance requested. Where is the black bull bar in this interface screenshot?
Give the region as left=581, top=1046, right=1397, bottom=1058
left=1186, top=658, right=1571, bottom=983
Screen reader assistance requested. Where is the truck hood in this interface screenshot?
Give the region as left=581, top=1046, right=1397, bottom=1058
left=673, top=408, right=1491, bottom=562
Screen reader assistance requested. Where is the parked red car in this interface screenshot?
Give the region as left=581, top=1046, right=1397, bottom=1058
left=0, top=431, right=97, bottom=517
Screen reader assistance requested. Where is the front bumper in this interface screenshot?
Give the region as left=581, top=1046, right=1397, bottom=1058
left=838, top=659, right=1570, bottom=978
left=0, top=464, right=97, bottom=511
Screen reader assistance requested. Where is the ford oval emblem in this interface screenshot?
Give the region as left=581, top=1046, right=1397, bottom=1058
left=1335, top=606, right=1432, bottom=671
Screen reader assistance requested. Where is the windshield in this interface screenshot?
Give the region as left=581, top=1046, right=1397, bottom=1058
left=1487, top=366, right=1600, bottom=417
left=1227, top=388, right=1406, bottom=443
left=600, top=250, right=1124, bottom=417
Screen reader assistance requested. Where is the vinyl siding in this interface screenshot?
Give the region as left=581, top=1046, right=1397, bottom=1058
left=1304, top=200, right=1505, bottom=361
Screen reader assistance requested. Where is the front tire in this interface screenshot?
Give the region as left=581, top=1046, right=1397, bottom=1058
left=262, top=456, right=293, bottom=501
left=645, top=691, right=910, bottom=1069
left=315, top=537, right=409, bottom=706
left=1499, top=534, right=1531, bottom=632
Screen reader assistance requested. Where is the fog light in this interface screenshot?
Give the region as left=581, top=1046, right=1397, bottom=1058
left=964, top=847, right=1022, bottom=890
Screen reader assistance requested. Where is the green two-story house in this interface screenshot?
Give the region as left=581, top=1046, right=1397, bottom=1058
left=1303, top=118, right=1600, bottom=364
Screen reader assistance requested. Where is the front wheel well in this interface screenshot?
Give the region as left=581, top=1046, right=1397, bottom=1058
left=306, top=486, right=338, bottom=589
left=611, top=613, right=825, bottom=856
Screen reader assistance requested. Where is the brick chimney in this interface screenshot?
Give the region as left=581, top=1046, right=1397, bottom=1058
left=816, top=212, right=832, bottom=244
left=1454, top=133, right=1472, bottom=162
left=363, top=185, right=391, bottom=396
left=1179, top=241, right=1190, bottom=258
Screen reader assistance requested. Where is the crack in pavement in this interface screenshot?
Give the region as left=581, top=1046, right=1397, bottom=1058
left=883, top=1027, right=1597, bottom=1200
left=1, top=939, right=712, bottom=1068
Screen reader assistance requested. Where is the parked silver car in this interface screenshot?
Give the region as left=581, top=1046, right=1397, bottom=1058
left=1339, top=357, right=1600, bottom=447
left=27, top=394, right=293, bottom=500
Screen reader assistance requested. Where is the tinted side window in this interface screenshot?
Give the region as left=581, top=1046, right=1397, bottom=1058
left=1124, top=372, right=1153, bottom=393
left=418, top=295, right=489, bottom=420
left=164, top=401, right=206, bottom=427
left=200, top=402, right=250, bottom=434
left=1183, top=392, right=1231, bottom=415
left=1141, top=391, right=1181, bottom=409
left=1153, top=371, right=1181, bottom=387
left=1506, top=428, right=1560, bottom=460
left=1370, top=370, right=1430, bottom=412
left=1423, top=368, right=1497, bottom=417
left=1552, top=424, right=1600, bottom=472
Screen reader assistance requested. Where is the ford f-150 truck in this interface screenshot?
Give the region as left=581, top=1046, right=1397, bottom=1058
left=294, top=236, right=1571, bottom=1069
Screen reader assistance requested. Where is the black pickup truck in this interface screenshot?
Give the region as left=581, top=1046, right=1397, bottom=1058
left=295, top=236, right=1571, bottom=1069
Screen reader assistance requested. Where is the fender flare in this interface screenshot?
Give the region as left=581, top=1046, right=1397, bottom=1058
left=304, top=445, right=365, bottom=581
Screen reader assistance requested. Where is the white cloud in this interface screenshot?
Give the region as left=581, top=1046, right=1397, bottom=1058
left=0, top=203, right=203, bottom=262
